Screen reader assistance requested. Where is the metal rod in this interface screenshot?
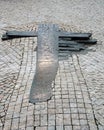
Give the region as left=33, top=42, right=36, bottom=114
left=6, top=31, right=38, bottom=37
left=59, top=32, right=92, bottom=40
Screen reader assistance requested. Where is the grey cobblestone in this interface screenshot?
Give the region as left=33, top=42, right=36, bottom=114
left=48, top=126, right=55, bottom=130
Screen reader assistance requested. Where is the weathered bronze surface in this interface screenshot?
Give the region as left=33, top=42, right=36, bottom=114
left=29, top=24, right=58, bottom=103
left=2, top=30, right=92, bottom=41
left=59, top=39, right=97, bottom=44
left=2, top=31, right=37, bottom=40
left=76, top=39, right=97, bottom=44
left=59, top=32, right=91, bottom=40
left=7, top=31, right=37, bottom=37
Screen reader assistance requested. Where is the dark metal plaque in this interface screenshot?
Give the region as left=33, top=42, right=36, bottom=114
left=29, top=24, right=58, bottom=103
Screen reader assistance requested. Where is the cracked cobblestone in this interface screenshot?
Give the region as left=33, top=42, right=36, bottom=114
left=0, top=0, right=104, bottom=130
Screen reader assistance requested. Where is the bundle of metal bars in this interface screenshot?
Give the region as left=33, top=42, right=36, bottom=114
left=2, top=30, right=97, bottom=51
left=58, top=32, right=97, bottom=51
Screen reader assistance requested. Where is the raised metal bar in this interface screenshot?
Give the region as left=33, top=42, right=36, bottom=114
left=59, top=41, right=78, bottom=45
left=59, top=32, right=92, bottom=40
left=6, top=31, right=38, bottom=37
left=29, top=24, right=58, bottom=103
left=1, top=34, right=13, bottom=40
left=59, top=39, right=97, bottom=44
left=2, top=31, right=38, bottom=40
left=76, top=39, right=97, bottom=44
left=58, top=40, right=85, bottom=51
left=2, top=30, right=92, bottom=41
left=59, top=46, right=85, bottom=51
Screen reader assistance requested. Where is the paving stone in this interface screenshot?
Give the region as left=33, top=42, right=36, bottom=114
left=26, top=127, right=34, bottom=130
left=40, top=114, right=47, bottom=126
left=34, top=120, right=40, bottom=127
left=56, top=125, right=64, bottom=130
left=4, top=119, right=12, bottom=130
left=36, top=126, right=47, bottom=130
left=56, top=114, right=63, bottom=125
left=26, top=115, right=33, bottom=127
left=98, top=125, right=104, bottom=130
left=80, top=119, right=88, bottom=125
left=48, top=114, right=55, bottom=126
left=64, top=114, right=71, bottom=125
left=48, top=126, right=55, bottom=130
left=63, top=108, right=71, bottom=114
left=72, top=119, right=80, bottom=126
left=11, top=118, right=19, bottom=130
left=64, top=125, right=72, bottom=130
left=73, top=126, right=81, bottom=130
left=71, top=114, right=79, bottom=119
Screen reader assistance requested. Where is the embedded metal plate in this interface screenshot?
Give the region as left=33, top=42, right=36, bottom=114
left=29, top=24, right=58, bottom=103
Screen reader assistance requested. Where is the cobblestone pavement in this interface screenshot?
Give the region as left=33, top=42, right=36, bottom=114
left=0, top=0, right=104, bottom=130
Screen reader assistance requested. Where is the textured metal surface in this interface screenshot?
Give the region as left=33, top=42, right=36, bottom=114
left=59, top=32, right=91, bottom=40
left=2, top=30, right=93, bottom=41
left=2, top=31, right=37, bottom=40
left=59, top=39, right=97, bottom=44
left=29, top=24, right=58, bottom=103
left=6, top=31, right=37, bottom=37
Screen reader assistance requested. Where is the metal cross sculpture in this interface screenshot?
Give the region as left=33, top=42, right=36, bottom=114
left=2, top=24, right=97, bottom=103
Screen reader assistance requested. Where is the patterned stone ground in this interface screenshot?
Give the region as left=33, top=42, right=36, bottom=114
left=78, top=51, right=104, bottom=129
left=0, top=36, right=24, bottom=128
